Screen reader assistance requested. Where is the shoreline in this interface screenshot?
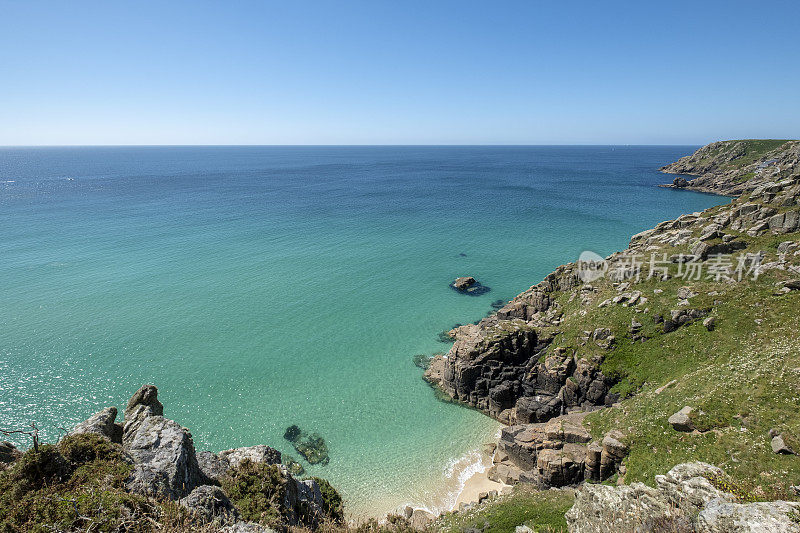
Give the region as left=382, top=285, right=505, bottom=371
left=395, top=437, right=510, bottom=522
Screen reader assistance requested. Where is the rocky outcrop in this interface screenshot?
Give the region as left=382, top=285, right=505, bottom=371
left=488, top=413, right=627, bottom=488
left=425, top=315, right=617, bottom=424
left=64, top=385, right=337, bottom=531
left=565, top=462, right=800, bottom=532
left=122, top=385, right=204, bottom=499
left=660, top=140, right=800, bottom=196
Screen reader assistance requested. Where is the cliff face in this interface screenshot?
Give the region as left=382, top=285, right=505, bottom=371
left=425, top=265, right=618, bottom=426
left=427, top=141, right=800, bottom=429
left=660, top=139, right=800, bottom=196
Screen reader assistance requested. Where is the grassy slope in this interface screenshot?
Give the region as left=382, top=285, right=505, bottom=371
left=431, top=487, right=574, bottom=533
left=700, top=140, right=790, bottom=171
left=428, top=149, right=800, bottom=531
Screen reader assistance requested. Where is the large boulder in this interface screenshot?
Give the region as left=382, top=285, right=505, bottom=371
left=69, top=406, right=123, bottom=443
left=122, top=385, right=203, bottom=499
left=697, top=498, right=800, bottom=532
left=179, top=485, right=239, bottom=525
left=669, top=406, right=696, bottom=432
left=565, top=462, right=800, bottom=532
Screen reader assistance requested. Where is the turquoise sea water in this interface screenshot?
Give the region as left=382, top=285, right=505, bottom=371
left=0, top=146, right=721, bottom=516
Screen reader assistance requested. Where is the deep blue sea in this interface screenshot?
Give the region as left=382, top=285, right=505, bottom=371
left=0, top=146, right=722, bottom=515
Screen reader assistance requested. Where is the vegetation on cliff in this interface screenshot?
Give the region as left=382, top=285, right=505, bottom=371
left=425, top=140, right=800, bottom=530
left=660, top=139, right=799, bottom=195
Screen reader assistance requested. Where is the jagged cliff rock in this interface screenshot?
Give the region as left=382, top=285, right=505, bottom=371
left=424, top=267, right=618, bottom=425
left=487, top=412, right=628, bottom=488
left=660, top=139, right=800, bottom=196
left=566, top=462, right=800, bottom=532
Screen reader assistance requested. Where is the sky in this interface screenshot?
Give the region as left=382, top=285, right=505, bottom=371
left=0, top=0, right=798, bottom=145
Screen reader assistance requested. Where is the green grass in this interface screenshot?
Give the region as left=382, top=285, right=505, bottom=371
left=430, top=487, right=575, bottom=533
left=696, top=140, right=792, bottom=173
left=0, top=434, right=160, bottom=533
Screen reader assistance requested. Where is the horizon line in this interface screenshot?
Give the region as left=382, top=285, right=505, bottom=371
left=0, top=143, right=712, bottom=148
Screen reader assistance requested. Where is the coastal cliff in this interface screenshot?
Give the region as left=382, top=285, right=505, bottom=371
left=660, top=139, right=800, bottom=196
left=423, top=140, right=800, bottom=530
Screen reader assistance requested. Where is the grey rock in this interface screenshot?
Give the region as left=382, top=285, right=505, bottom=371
left=677, top=286, right=698, bottom=300
left=669, top=406, right=696, bottom=432
left=697, top=498, right=800, bottom=532
left=703, top=317, right=716, bottom=331
left=771, top=434, right=795, bottom=455
left=69, top=406, right=123, bottom=444
left=409, top=509, right=434, bottom=529
left=122, top=385, right=203, bottom=499
left=220, top=445, right=281, bottom=469
left=566, top=462, right=749, bottom=533
left=784, top=280, right=800, bottom=291
left=453, top=276, right=477, bottom=290
left=0, top=441, right=20, bottom=464
left=197, top=445, right=282, bottom=484
left=197, top=451, right=230, bottom=484
left=179, top=485, right=238, bottom=524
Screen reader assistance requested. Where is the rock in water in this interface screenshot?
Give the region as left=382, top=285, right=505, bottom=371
left=296, top=433, right=329, bottom=465
left=284, top=424, right=301, bottom=443
left=284, top=425, right=330, bottom=465
left=122, top=384, right=203, bottom=499
left=453, top=276, right=476, bottom=290
left=673, top=176, right=689, bottom=188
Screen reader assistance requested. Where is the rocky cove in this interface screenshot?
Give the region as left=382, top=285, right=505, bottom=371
left=3, top=140, right=800, bottom=531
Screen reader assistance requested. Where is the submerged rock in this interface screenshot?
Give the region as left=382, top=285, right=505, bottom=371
left=284, top=425, right=330, bottom=465
left=412, top=353, right=432, bottom=370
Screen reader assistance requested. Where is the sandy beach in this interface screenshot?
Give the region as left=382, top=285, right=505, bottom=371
left=453, top=468, right=508, bottom=508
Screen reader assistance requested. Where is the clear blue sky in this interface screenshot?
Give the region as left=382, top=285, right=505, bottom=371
left=1, top=0, right=798, bottom=145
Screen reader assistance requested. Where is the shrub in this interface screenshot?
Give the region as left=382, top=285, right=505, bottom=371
left=311, top=476, right=344, bottom=521
left=220, top=459, right=287, bottom=527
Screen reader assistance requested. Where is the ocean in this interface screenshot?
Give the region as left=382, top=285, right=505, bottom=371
left=0, top=146, right=722, bottom=516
